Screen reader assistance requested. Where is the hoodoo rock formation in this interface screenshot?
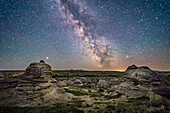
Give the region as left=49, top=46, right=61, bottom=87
left=125, top=65, right=158, bottom=80
left=23, top=60, right=52, bottom=80
left=0, top=60, right=73, bottom=107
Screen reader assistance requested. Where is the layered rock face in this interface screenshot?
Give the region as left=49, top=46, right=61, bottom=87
left=23, top=60, right=52, bottom=80
left=14, top=60, right=73, bottom=106
left=15, top=80, right=72, bottom=107
left=0, top=60, right=73, bottom=107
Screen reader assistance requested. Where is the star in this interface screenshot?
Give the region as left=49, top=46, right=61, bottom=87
left=46, top=57, right=49, bottom=60
left=0, top=0, right=169, bottom=71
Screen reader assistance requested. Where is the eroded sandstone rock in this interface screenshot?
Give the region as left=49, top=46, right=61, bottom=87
left=0, top=72, right=5, bottom=80
left=24, top=60, right=52, bottom=80
left=125, top=65, right=159, bottom=81
left=97, top=79, right=110, bottom=88
left=0, top=60, right=73, bottom=107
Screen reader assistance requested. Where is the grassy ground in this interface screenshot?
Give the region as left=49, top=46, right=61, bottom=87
left=52, top=70, right=124, bottom=77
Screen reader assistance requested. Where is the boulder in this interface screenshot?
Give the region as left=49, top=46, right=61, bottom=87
left=74, top=79, right=83, bottom=86
left=0, top=72, right=5, bottom=80
left=97, top=79, right=110, bottom=88
left=80, top=77, right=91, bottom=84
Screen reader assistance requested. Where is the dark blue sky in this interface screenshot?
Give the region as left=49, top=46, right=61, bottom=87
left=0, top=0, right=170, bottom=71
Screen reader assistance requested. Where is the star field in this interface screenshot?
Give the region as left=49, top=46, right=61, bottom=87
left=0, top=0, right=170, bottom=71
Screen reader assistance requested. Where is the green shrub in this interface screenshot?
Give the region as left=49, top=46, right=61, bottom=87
left=106, top=105, right=116, bottom=110
left=71, top=100, right=85, bottom=107
left=90, top=92, right=101, bottom=97
left=64, top=89, right=87, bottom=96
left=105, top=93, right=122, bottom=99
left=127, top=96, right=150, bottom=104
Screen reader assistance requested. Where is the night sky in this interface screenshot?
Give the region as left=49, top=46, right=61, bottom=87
left=0, top=0, right=170, bottom=71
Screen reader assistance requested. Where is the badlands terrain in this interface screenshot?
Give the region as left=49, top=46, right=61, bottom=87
left=0, top=60, right=170, bottom=113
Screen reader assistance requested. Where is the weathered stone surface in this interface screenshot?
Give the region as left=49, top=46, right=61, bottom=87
left=125, top=65, right=158, bottom=81
left=24, top=60, right=52, bottom=80
left=97, top=79, right=110, bottom=88
left=0, top=61, right=74, bottom=107
left=14, top=81, right=73, bottom=107
left=125, top=65, right=138, bottom=75
left=80, top=77, right=92, bottom=84
left=149, top=91, right=163, bottom=102
left=12, top=72, right=24, bottom=77
left=74, top=79, right=83, bottom=86
left=11, top=61, right=73, bottom=107
left=111, top=81, right=150, bottom=99
left=0, top=72, right=5, bottom=80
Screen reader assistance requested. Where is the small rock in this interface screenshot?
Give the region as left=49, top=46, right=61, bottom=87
left=0, top=72, right=5, bottom=80
left=74, top=79, right=83, bottom=86
left=97, top=79, right=110, bottom=88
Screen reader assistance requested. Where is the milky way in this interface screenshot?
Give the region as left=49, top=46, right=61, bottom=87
left=54, top=0, right=116, bottom=68
left=0, top=0, right=170, bottom=70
